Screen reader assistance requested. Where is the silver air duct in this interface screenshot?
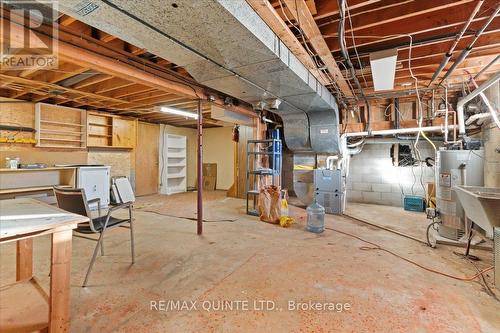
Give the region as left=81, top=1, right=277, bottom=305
left=53, top=0, right=340, bottom=153
left=52, top=0, right=341, bottom=205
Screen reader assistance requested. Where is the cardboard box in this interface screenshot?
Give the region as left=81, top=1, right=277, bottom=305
left=203, top=163, right=217, bottom=177
left=203, top=176, right=217, bottom=191
left=425, top=182, right=435, bottom=208
left=202, top=163, right=217, bottom=190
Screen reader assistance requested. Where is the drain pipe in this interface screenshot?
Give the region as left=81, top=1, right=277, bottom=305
left=440, top=4, right=500, bottom=84
left=338, top=0, right=371, bottom=133
left=428, top=0, right=483, bottom=86
left=456, top=71, right=500, bottom=136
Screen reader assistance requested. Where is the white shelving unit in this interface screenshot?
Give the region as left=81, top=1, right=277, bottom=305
left=160, top=132, right=187, bottom=195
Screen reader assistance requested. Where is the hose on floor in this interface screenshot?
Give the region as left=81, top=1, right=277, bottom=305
left=325, top=226, right=494, bottom=282
left=426, top=221, right=441, bottom=248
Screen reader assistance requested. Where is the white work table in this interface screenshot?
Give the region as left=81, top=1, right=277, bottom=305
left=0, top=198, right=88, bottom=333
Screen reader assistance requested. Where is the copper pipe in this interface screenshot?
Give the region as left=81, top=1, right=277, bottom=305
left=197, top=99, right=203, bottom=235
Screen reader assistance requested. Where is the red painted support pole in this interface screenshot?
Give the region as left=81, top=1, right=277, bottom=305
left=197, top=99, right=203, bottom=235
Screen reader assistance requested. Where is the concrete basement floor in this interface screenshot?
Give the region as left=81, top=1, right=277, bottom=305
left=1, top=191, right=499, bottom=332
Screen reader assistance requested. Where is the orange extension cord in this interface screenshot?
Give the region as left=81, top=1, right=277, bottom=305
left=325, top=227, right=494, bottom=282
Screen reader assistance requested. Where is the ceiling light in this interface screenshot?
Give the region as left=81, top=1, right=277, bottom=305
left=401, top=82, right=412, bottom=87
left=160, top=106, right=198, bottom=119
left=369, top=48, right=398, bottom=91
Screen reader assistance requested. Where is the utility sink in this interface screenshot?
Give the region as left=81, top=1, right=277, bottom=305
left=453, top=186, right=500, bottom=235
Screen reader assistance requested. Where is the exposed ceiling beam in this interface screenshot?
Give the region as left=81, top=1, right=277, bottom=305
left=345, top=31, right=500, bottom=63
left=9, top=62, right=90, bottom=98
left=30, top=62, right=90, bottom=84
left=106, top=92, right=173, bottom=108
left=71, top=74, right=114, bottom=89
left=0, top=74, right=166, bottom=110
left=316, top=0, right=413, bottom=28
left=1, top=15, right=256, bottom=118
left=324, top=2, right=499, bottom=52
left=103, top=85, right=156, bottom=99
left=59, top=15, right=76, bottom=26
left=321, top=0, right=473, bottom=36
left=281, top=0, right=353, bottom=96
left=246, top=0, right=329, bottom=86
left=313, top=0, right=381, bottom=20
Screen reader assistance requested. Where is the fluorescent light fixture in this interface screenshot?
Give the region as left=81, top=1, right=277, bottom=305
left=370, top=48, right=398, bottom=91
left=211, top=105, right=252, bottom=126
left=160, top=106, right=198, bottom=119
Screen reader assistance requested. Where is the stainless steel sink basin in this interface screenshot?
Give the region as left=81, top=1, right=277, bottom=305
left=453, top=186, right=500, bottom=236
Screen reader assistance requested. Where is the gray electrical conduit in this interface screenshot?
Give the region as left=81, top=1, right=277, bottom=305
left=337, top=0, right=371, bottom=134
left=440, top=3, right=500, bottom=84
left=428, top=0, right=484, bottom=86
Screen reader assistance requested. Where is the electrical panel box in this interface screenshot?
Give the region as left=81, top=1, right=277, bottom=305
left=314, top=169, right=344, bottom=215
left=390, top=144, right=415, bottom=167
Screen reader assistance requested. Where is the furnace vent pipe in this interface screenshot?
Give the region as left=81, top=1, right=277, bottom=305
left=456, top=71, right=500, bottom=135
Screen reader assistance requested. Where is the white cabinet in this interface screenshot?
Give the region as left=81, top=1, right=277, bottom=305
left=77, top=166, right=110, bottom=209
left=159, top=132, right=187, bottom=195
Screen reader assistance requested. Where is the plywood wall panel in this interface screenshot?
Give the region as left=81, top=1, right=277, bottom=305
left=136, top=122, right=159, bottom=196
left=202, top=127, right=234, bottom=190
left=0, top=99, right=36, bottom=145
left=88, top=150, right=131, bottom=177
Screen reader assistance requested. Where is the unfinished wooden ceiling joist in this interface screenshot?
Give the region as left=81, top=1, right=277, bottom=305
left=1, top=0, right=498, bottom=127
left=255, top=0, right=500, bottom=100
left=0, top=8, right=256, bottom=127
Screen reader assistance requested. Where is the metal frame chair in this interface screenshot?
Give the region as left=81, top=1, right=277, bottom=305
left=53, top=186, right=135, bottom=287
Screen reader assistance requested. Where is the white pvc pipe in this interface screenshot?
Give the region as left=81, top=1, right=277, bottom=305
left=471, top=79, right=500, bottom=130
left=345, top=125, right=457, bottom=137
left=465, top=112, right=494, bottom=125
left=326, top=156, right=338, bottom=170
left=457, top=71, right=500, bottom=134
left=444, top=86, right=449, bottom=143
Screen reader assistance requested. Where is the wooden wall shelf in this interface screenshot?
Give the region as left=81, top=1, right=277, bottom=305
left=86, top=112, right=136, bottom=149
left=0, top=167, right=77, bottom=199
left=35, top=103, right=87, bottom=149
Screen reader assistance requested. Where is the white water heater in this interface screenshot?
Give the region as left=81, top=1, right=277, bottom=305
left=435, top=149, right=484, bottom=240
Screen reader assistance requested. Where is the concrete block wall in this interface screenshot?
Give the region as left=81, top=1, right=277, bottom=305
left=346, top=142, right=436, bottom=207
